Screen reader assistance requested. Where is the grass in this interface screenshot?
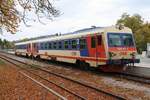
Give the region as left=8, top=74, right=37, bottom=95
left=30, top=63, right=41, bottom=69
left=0, top=59, right=5, bottom=65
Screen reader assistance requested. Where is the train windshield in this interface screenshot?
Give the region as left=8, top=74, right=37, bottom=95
left=108, top=33, right=134, bottom=47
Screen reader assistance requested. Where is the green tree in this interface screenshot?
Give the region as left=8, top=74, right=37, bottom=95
left=116, top=13, right=148, bottom=53
left=117, top=13, right=143, bottom=34
left=0, top=38, right=2, bottom=49
left=0, top=39, right=14, bottom=49
left=3, top=39, right=8, bottom=49
left=135, top=23, right=150, bottom=52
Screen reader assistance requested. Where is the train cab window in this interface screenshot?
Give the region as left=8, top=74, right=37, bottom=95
left=58, top=41, right=62, bottom=49
left=48, top=43, right=52, bottom=49
left=97, top=35, right=102, bottom=45
left=122, top=34, right=134, bottom=46
left=53, top=42, right=57, bottom=49
left=64, top=41, right=69, bottom=49
left=91, top=36, right=96, bottom=48
left=79, top=38, right=86, bottom=49
left=71, top=40, right=77, bottom=49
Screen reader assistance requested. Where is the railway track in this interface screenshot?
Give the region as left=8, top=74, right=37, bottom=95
left=30, top=56, right=150, bottom=85
left=19, top=71, right=68, bottom=100
left=117, top=72, right=150, bottom=84
left=0, top=53, right=126, bottom=100
left=0, top=55, right=86, bottom=100
left=38, top=58, right=150, bottom=85
left=4, top=51, right=150, bottom=84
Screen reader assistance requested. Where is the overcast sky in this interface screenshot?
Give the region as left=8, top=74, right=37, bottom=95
left=0, top=0, right=150, bottom=41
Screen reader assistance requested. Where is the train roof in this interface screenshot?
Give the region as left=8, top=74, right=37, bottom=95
left=15, top=26, right=132, bottom=45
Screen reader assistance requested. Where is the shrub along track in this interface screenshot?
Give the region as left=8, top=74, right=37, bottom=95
left=0, top=53, right=126, bottom=100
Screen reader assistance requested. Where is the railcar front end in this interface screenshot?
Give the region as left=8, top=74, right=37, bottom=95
left=100, top=31, right=140, bottom=72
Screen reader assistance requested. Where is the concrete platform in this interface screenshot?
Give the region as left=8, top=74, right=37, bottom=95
left=135, top=55, right=150, bottom=68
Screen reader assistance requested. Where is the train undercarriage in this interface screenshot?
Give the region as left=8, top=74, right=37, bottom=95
left=99, top=59, right=140, bottom=72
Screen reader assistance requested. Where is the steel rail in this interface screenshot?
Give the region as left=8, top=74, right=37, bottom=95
left=118, top=73, right=150, bottom=84
left=0, top=56, right=68, bottom=100
left=20, top=71, right=67, bottom=100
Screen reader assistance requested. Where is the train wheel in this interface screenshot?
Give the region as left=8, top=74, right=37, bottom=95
left=26, top=54, right=28, bottom=58
left=36, top=55, right=41, bottom=60
left=78, top=61, right=89, bottom=70
left=29, top=55, right=34, bottom=59
left=76, top=60, right=80, bottom=68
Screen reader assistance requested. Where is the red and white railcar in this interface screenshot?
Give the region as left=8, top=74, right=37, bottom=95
left=15, top=26, right=140, bottom=72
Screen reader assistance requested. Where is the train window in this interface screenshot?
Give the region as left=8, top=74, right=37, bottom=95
left=108, top=34, right=122, bottom=47
left=122, top=34, right=134, bottom=46
left=69, top=40, right=71, bottom=45
left=58, top=41, right=62, bottom=49
left=79, top=38, right=86, bottom=49
left=97, top=35, right=102, bottom=45
left=23, top=45, right=24, bottom=49
left=91, top=36, right=96, bottom=48
left=71, top=40, right=77, bottom=49
left=53, top=42, right=57, bottom=49
left=48, top=43, right=52, bottom=49
left=36, top=44, right=39, bottom=49
left=64, top=41, right=69, bottom=49
left=45, top=43, right=48, bottom=49
left=41, top=43, right=44, bottom=49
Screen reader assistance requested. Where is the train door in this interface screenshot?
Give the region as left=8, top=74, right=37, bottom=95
left=27, top=43, right=31, bottom=53
left=32, top=43, right=38, bottom=55
left=87, top=33, right=105, bottom=66
left=79, top=38, right=89, bottom=56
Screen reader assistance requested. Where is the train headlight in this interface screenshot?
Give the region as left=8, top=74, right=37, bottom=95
left=130, top=52, right=136, bottom=59
left=109, top=52, right=116, bottom=58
